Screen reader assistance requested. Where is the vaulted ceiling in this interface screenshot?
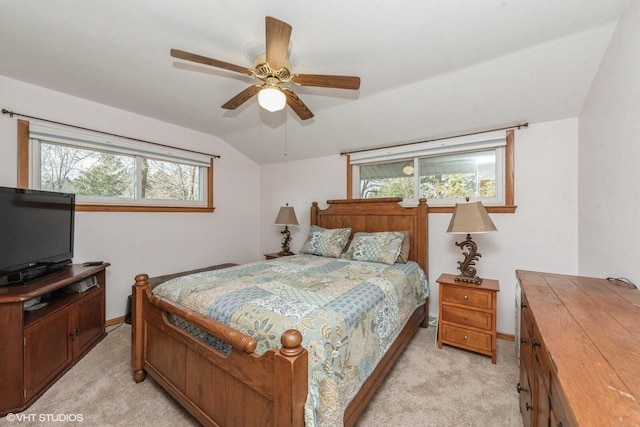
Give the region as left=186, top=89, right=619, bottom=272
left=0, top=1, right=631, bottom=164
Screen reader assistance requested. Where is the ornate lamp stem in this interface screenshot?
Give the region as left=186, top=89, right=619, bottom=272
left=454, top=233, right=482, bottom=284
left=279, top=226, right=293, bottom=255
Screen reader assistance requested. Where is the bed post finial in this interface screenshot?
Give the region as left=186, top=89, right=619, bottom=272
left=280, top=329, right=304, bottom=357
left=135, top=274, right=149, bottom=285
left=311, top=202, right=319, bottom=226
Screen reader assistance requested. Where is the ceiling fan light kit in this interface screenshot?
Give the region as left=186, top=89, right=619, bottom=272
left=170, top=16, right=361, bottom=120
left=258, top=85, right=287, bottom=112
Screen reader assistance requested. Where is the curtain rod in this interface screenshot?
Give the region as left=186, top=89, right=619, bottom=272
left=2, top=108, right=221, bottom=159
left=340, top=122, right=528, bottom=156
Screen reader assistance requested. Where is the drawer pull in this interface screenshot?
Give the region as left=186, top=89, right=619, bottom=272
left=464, top=335, right=468, bottom=340
left=526, top=403, right=533, bottom=412
left=464, top=295, right=469, bottom=300
left=532, top=339, right=541, bottom=348
left=516, top=383, right=529, bottom=393
left=521, top=302, right=528, bottom=308
left=463, top=315, right=468, bottom=320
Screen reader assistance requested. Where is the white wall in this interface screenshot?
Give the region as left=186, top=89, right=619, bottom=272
left=260, top=118, right=579, bottom=335
left=0, top=76, right=261, bottom=320
left=260, top=154, right=348, bottom=256
left=579, top=1, right=640, bottom=282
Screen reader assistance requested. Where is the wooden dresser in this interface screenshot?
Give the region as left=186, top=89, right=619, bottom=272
left=517, top=270, right=640, bottom=426
left=437, top=273, right=499, bottom=363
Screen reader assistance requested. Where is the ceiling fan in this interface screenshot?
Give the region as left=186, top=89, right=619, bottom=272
left=170, top=16, right=361, bottom=120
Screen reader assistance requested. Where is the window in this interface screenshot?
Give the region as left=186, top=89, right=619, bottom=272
left=18, top=120, right=214, bottom=212
left=349, top=130, right=515, bottom=212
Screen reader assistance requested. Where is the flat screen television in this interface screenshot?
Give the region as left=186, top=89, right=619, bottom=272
left=0, top=186, right=75, bottom=285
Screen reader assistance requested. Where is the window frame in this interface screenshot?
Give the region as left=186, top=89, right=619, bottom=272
left=17, top=120, right=215, bottom=213
left=346, top=129, right=516, bottom=214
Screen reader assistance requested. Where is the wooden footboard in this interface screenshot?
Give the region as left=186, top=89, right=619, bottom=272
left=131, top=274, right=308, bottom=427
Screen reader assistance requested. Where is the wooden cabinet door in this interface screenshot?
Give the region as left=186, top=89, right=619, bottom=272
left=74, top=287, right=105, bottom=357
left=0, top=302, right=25, bottom=411
left=24, top=307, right=73, bottom=400
left=534, top=362, right=551, bottom=427
left=518, top=317, right=534, bottom=427
left=519, top=368, right=533, bottom=427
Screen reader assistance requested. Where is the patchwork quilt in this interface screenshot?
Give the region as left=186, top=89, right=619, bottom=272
left=152, top=254, right=429, bottom=426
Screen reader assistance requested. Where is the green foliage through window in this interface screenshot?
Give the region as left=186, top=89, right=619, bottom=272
left=38, top=142, right=203, bottom=204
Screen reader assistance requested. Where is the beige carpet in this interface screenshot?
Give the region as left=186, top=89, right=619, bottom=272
left=0, top=324, right=522, bottom=426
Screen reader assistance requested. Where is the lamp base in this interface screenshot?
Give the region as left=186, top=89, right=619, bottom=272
left=454, top=274, right=482, bottom=285
left=280, top=226, right=292, bottom=255
left=454, top=234, right=483, bottom=285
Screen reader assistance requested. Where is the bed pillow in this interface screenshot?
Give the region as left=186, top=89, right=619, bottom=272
left=396, top=231, right=411, bottom=263
left=299, top=225, right=352, bottom=258
left=342, top=231, right=405, bottom=265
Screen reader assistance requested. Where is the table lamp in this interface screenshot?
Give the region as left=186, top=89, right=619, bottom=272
left=275, top=204, right=299, bottom=255
left=446, top=200, right=497, bottom=284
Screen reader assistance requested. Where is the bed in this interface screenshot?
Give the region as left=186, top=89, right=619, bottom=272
left=131, top=197, right=429, bottom=426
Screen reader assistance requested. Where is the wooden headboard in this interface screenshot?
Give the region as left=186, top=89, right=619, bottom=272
left=310, top=198, right=429, bottom=275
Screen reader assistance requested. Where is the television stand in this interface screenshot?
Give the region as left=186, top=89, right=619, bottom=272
left=0, top=263, right=110, bottom=417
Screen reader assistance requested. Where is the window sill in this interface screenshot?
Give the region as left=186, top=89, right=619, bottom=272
left=429, top=205, right=517, bottom=214
left=76, top=204, right=215, bottom=213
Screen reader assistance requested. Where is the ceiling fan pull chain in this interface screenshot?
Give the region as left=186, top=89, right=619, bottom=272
left=284, top=113, right=288, bottom=157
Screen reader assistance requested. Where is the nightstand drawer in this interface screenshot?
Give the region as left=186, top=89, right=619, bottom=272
left=442, top=286, right=493, bottom=310
left=442, top=305, right=492, bottom=331
left=441, top=324, right=492, bottom=353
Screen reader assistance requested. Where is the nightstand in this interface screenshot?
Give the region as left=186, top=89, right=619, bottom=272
left=437, top=273, right=499, bottom=363
left=264, top=252, right=295, bottom=260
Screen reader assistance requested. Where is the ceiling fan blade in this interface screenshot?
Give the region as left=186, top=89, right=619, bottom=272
left=265, top=16, right=292, bottom=71
left=221, top=85, right=262, bottom=110
left=283, top=88, right=314, bottom=120
left=291, top=74, right=361, bottom=90
left=170, top=49, right=254, bottom=76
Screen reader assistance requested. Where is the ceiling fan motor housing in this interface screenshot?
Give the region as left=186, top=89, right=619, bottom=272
left=253, top=53, right=292, bottom=82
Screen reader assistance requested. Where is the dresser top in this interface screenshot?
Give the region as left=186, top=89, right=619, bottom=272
left=437, top=273, right=500, bottom=291
left=517, top=270, right=640, bottom=426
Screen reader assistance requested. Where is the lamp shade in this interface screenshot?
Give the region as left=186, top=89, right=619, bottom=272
left=258, top=86, right=287, bottom=112
left=275, top=205, right=299, bottom=226
left=447, top=201, right=497, bottom=234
